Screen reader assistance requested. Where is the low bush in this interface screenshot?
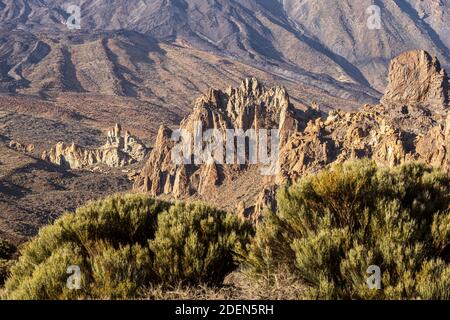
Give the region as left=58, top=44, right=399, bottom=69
left=3, top=195, right=251, bottom=299
left=246, top=160, right=450, bottom=299
left=150, top=202, right=253, bottom=286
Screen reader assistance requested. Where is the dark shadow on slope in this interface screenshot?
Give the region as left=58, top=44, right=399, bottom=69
left=7, top=156, right=77, bottom=178
left=61, top=47, right=85, bottom=92
left=6, top=39, right=51, bottom=90
left=243, top=22, right=285, bottom=63
left=17, top=0, right=32, bottom=24
left=0, top=181, right=30, bottom=197
left=101, top=37, right=139, bottom=97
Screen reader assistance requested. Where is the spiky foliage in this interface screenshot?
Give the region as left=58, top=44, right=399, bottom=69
left=246, top=160, right=450, bottom=299
left=150, top=202, right=253, bottom=286
left=2, top=195, right=251, bottom=300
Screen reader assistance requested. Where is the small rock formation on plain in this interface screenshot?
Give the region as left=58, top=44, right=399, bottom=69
left=135, top=50, right=449, bottom=220
left=42, top=124, right=147, bottom=169
left=8, top=140, right=35, bottom=154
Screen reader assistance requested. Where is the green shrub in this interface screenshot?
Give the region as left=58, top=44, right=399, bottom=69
left=246, top=160, right=450, bottom=299
left=150, top=202, right=253, bottom=286
left=89, top=242, right=153, bottom=299
left=3, top=194, right=251, bottom=299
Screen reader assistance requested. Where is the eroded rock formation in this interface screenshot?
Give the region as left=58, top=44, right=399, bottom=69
left=8, top=140, right=35, bottom=154
left=135, top=50, right=449, bottom=219
left=134, top=78, right=301, bottom=203
left=382, top=50, right=448, bottom=107
left=42, top=124, right=147, bottom=169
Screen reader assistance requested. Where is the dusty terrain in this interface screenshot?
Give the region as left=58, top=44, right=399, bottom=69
left=0, top=136, right=132, bottom=244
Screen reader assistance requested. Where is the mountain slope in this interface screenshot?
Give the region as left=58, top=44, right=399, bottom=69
left=1, top=0, right=449, bottom=243
left=0, top=29, right=380, bottom=109
left=1, top=0, right=448, bottom=94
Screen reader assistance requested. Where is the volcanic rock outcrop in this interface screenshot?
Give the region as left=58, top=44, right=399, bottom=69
left=134, top=78, right=302, bottom=202
left=135, top=50, right=449, bottom=219
left=279, top=51, right=449, bottom=184
left=382, top=50, right=449, bottom=107
left=8, top=140, right=35, bottom=154
left=42, top=124, right=147, bottom=169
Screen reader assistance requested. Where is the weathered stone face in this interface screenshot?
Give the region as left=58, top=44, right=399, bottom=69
left=381, top=50, right=449, bottom=107
left=416, top=113, right=450, bottom=168
left=42, top=124, right=148, bottom=170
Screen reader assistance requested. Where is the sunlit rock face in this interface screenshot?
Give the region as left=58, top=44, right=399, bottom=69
left=382, top=50, right=448, bottom=107
left=134, top=77, right=300, bottom=199
left=42, top=124, right=147, bottom=169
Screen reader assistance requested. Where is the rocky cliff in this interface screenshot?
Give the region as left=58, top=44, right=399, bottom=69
left=42, top=124, right=147, bottom=170
left=135, top=50, right=449, bottom=219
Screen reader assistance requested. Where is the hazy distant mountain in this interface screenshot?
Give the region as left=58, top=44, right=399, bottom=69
left=1, top=0, right=449, bottom=93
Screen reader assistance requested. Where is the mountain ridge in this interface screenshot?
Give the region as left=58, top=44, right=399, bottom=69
left=1, top=0, right=449, bottom=110
left=1, top=1, right=450, bottom=243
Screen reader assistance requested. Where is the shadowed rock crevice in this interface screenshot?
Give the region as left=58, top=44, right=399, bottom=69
left=60, top=47, right=84, bottom=92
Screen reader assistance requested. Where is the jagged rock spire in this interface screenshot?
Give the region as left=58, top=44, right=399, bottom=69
left=135, top=52, right=450, bottom=221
